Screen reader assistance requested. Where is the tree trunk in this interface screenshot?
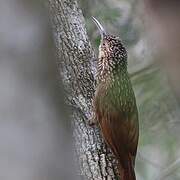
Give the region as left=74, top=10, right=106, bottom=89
left=47, top=0, right=119, bottom=179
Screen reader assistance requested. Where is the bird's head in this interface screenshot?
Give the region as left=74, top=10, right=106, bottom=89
left=92, top=17, right=127, bottom=71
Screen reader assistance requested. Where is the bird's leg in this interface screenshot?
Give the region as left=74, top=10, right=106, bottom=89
left=88, top=112, right=97, bottom=126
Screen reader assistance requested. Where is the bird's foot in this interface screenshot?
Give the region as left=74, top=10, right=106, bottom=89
left=88, top=115, right=97, bottom=127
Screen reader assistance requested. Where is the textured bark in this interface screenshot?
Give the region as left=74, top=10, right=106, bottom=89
left=47, top=0, right=119, bottom=179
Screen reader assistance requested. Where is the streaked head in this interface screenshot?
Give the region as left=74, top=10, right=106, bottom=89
left=92, top=17, right=127, bottom=69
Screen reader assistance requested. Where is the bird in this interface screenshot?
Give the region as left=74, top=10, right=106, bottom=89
left=91, top=17, right=139, bottom=180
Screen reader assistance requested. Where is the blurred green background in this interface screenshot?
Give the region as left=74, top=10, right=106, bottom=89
left=79, top=0, right=180, bottom=179
left=1, top=0, right=180, bottom=179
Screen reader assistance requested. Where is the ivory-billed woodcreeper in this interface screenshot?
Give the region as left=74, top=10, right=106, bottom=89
left=91, top=17, right=139, bottom=180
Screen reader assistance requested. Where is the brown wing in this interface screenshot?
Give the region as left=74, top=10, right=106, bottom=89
left=94, top=82, right=139, bottom=169
left=127, top=109, right=139, bottom=166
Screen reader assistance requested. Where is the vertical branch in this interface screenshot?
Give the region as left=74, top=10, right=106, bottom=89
left=47, top=0, right=119, bottom=179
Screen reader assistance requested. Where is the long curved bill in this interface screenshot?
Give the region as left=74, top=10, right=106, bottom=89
left=92, top=17, right=106, bottom=39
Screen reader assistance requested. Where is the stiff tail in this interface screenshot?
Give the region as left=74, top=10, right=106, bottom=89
left=118, top=156, right=136, bottom=180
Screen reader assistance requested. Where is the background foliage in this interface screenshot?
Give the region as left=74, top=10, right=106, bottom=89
left=1, top=0, right=180, bottom=179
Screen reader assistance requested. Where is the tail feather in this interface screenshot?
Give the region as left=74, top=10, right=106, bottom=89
left=118, top=156, right=136, bottom=180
